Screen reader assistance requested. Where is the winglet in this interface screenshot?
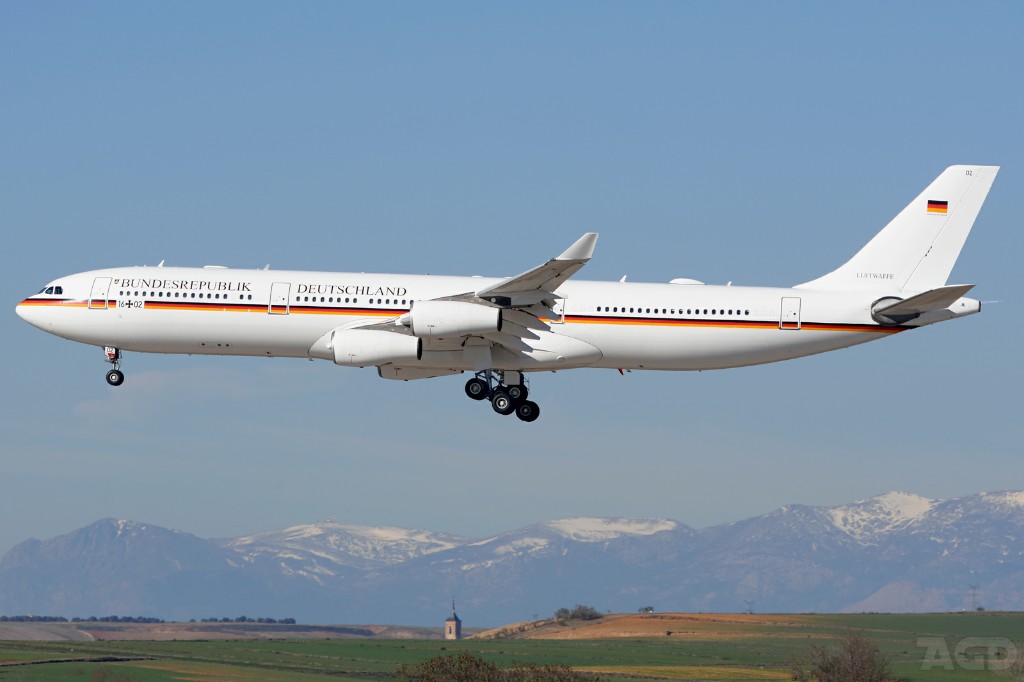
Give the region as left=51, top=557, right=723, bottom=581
left=558, top=232, right=598, bottom=261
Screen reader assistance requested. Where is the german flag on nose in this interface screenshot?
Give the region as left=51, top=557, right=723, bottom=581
left=927, top=199, right=949, bottom=214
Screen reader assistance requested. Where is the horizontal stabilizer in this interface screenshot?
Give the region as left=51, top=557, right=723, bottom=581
left=874, top=284, right=975, bottom=317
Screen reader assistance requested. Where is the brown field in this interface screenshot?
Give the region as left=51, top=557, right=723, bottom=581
left=475, top=612, right=833, bottom=640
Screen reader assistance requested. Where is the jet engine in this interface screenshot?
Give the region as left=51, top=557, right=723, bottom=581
left=404, top=300, right=502, bottom=338
left=332, top=329, right=422, bottom=367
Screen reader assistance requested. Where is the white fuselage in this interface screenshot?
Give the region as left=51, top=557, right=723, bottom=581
left=16, top=265, right=974, bottom=374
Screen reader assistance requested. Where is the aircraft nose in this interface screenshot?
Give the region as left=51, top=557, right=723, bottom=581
left=15, top=299, right=47, bottom=331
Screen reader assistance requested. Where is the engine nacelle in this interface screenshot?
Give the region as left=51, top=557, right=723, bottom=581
left=406, top=300, right=502, bottom=339
left=332, top=330, right=422, bottom=367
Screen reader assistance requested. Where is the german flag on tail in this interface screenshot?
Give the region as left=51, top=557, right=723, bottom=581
left=927, top=199, right=949, bottom=214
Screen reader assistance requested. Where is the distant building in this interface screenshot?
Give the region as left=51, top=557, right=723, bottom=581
left=444, top=601, right=462, bottom=640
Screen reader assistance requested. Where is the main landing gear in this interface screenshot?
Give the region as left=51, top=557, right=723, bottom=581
left=465, top=370, right=540, bottom=422
left=104, top=346, right=125, bottom=386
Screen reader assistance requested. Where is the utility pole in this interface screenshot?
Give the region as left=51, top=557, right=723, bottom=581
left=967, top=584, right=980, bottom=611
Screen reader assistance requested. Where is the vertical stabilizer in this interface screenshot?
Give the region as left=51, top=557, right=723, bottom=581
left=796, top=165, right=998, bottom=293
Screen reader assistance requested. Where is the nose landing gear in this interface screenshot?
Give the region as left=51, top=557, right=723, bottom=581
left=104, top=347, right=124, bottom=386
left=464, top=370, right=540, bottom=422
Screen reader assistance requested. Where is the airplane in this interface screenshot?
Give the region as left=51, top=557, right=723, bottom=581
left=16, top=165, right=998, bottom=423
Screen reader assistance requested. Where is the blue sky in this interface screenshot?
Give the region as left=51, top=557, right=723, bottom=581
left=3, top=2, right=1022, bottom=556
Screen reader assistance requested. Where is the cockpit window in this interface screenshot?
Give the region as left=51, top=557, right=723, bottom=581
left=54, top=286, right=63, bottom=294
left=44, top=287, right=54, bottom=295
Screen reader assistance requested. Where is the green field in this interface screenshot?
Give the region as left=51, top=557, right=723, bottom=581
left=0, top=613, right=1020, bottom=681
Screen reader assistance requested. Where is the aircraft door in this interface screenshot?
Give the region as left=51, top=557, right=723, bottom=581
left=269, top=282, right=291, bottom=315
left=780, top=297, right=801, bottom=330
left=89, top=277, right=112, bottom=309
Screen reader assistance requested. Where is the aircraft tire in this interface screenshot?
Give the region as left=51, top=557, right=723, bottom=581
left=507, top=383, right=529, bottom=403
left=491, top=391, right=515, bottom=415
left=465, top=378, right=488, bottom=400
left=515, top=400, right=540, bottom=423
left=106, top=369, right=125, bottom=387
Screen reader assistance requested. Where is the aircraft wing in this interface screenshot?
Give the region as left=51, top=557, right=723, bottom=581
left=356, top=233, right=599, bottom=369
left=474, top=232, right=598, bottom=306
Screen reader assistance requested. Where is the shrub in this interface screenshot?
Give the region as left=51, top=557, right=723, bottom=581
left=397, top=653, right=602, bottom=681
left=791, top=635, right=907, bottom=682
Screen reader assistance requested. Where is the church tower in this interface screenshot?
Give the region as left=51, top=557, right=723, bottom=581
left=444, top=600, right=462, bottom=640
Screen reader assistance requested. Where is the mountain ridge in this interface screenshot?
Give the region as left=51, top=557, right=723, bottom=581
left=1, top=491, right=1021, bottom=625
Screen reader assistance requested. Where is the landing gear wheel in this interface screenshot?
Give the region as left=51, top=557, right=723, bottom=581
left=507, top=383, right=529, bottom=403
left=491, top=390, right=516, bottom=416
left=515, top=400, right=540, bottom=422
left=106, top=369, right=125, bottom=387
left=465, top=378, right=488, bottom=401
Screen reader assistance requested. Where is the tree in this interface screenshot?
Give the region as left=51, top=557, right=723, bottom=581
left=790, top=635, right=907, bottom=682
left=397, top=653, right=602, bottom=681
left=554, top=605, right=602, bottom=624
left=569, top=605, right=602, bottom=621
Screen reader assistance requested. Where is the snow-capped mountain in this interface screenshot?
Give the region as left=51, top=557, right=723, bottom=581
left=223, top=523, right=468, bottom=574
left=827, top=492, right=936, bottom=543
left=1, top=492, right=1021, bottom=625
